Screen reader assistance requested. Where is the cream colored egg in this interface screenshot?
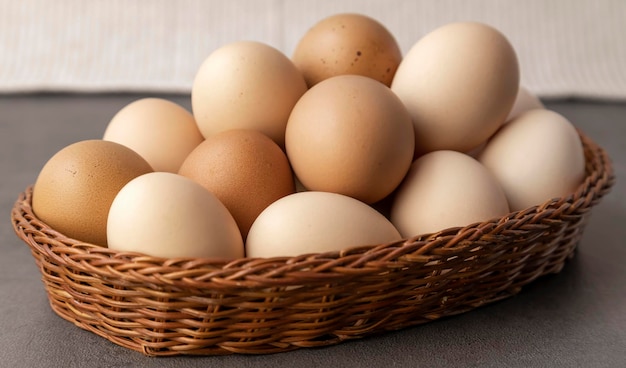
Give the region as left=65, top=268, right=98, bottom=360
left=478, top=109, right=586, bottom=211
left=468, top=86, right=544, bottom=159
left=246, top=191, right=402, bottom=258
left=391, top=22, right=519, bottom=154
left=192, top=41, right=308, bottom=147
left=390, top=150, right=510, bottom=237
left=506, top=86, right=545, bottom=122
left=103, top=98, right=204, bottom=173
left=107, top=172, right=244, bottom=259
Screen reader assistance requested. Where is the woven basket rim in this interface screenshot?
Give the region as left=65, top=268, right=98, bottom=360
left=11, top=130, right=615, bottom=289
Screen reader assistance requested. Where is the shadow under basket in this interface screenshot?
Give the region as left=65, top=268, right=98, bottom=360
left=11, top=130, right=615, bottom=356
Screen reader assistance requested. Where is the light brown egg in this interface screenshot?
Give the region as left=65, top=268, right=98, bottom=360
left=32, top=140, right=153, bottom=246
left=285, top=75, right=414, bottom=204
left=292, top=13, right=402, bottom=87
left=178, top=129, right=295, bottom=239
left=192, top=41, right=307, bottom=147
left=103, top=98, right=204, bottom=173
left=391, top=22, right=519, bottom=154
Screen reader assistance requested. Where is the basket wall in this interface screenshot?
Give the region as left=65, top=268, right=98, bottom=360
left=11, top=131, right=614, bottom=356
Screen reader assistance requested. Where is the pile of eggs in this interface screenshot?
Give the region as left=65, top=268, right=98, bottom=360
left=31, top=14, right=586, bottom=260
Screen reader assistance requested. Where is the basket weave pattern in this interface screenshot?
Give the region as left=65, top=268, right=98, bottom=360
left=11, top=131, right=614, bottom=356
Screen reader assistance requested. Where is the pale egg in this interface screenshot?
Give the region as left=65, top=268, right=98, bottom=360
left=107, top=172, right=244, bottom=259
left=103, top=98, right=204, bottom=173
left=246, top=191, right=402, bottom=258
left=390, top=150, right=510, bottom=237
left=478, top=109, right=586, bottom=211
left=506, top=86, right=545, bottom=122
left=192, top=41, right=307, bottom=147
left=391, top=22, right=519, bottom=154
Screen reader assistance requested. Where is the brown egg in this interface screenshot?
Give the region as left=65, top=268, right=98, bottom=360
left=292, top=13, right=402, bottom=87
left=32, top=140, right=153, bottom=246
left=178, top=129, right=295, bottom=239
left=285, top=75, right=415, bottom=204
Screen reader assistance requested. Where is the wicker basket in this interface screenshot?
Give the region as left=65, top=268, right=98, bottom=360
left=11, top=130, right=614, bottom=356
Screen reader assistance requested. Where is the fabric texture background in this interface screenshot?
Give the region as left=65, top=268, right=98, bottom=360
left=1, top=0, right=624, bottom=99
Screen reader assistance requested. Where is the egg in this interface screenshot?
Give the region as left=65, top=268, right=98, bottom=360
left=292, top=13, right=402, bottom=87
left=246, top=191, right=402, bottom=258
left=178, top=129, right=295, bottom=239
left=391, top=22, right=520, bottom=154
left=478, top=109, right=586, bottom=211
left=506, top=86, right=545, bottom=122
left=192, top=41, right=308, bottom=147
left=285, top=75, right=415, bottom=204
left=107, top=172, right=244, bottom=259
left=390, top=150, right=510, bottom=237
left=103, top=98, right=204, bottom=173
left=32, top=140, right=153, bottom=246
left=468, top=86, right=545, bottom=159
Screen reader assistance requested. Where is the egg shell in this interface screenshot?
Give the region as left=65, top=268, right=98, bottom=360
left=506, top=86, right=545, bottom=122
left=292, top=13, right=402, bottom=87
left=246, top=191, right=402, bottom=258
left=103, top=98, right=204, bottom=173
left=107, top=172, right=244, bottom=259
left=391, top=22, right=520, bottom=154
left=468, top=86, right=545, bottom=159
left=390, top=150, right=510, bottom=237
left=192, top=41, right=307, bottom=147
left=178, top=129, right=295, bottom=240
left=478, top=109, right=586, bottom=211
left=32, top=140, right=153, bottom=246
left=285, top=75, right=415, bottom=204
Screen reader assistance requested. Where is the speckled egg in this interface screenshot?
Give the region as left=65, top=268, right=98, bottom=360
left=292, top=13, right=402, bottom=87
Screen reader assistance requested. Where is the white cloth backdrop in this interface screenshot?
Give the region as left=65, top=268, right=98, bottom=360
left=1, top=0, right=625, bottom=99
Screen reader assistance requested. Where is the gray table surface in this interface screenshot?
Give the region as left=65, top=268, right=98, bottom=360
left=1, top=94, right=624, bottom=368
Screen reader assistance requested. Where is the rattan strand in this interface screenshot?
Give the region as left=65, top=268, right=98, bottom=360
left=11, top=131, right=614, bottom=356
